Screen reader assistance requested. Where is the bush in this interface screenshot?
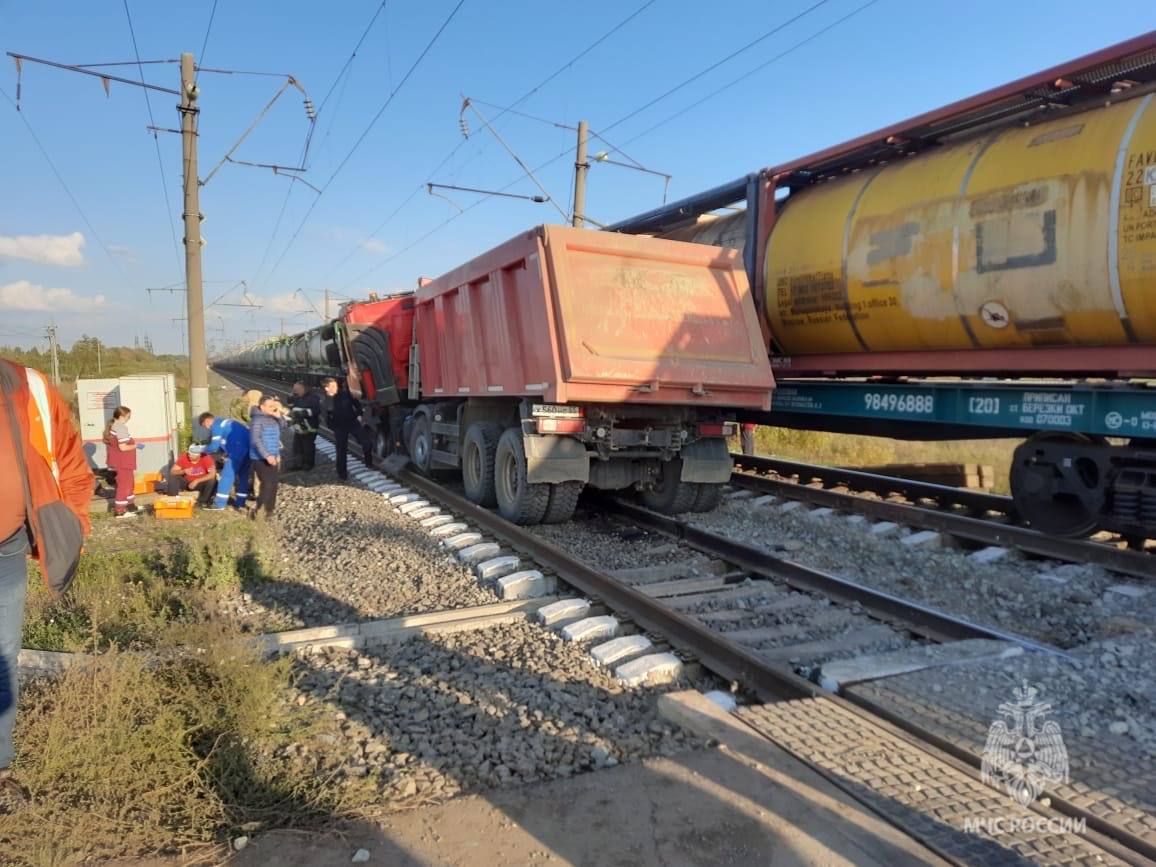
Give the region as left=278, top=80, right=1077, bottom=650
left=0, top=627, right=353, bottom=865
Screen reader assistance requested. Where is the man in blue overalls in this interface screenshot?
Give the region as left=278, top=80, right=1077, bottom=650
left=197, top=411, right=252, bottom=510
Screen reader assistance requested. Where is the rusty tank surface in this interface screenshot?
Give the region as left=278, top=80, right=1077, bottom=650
left=677, top=93, right=1156, bottom=358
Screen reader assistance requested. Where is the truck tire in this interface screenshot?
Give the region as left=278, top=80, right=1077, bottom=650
left=691, top=482, right=725, bottom=513
left=462, top=422, right=502, bottom=506
left=542, top=481, right=583, bottom=524
left=640, top=458, right=698, bottom=515
left=495, top=428, right=550, bottom=524
left=408, top=412, right=434, bottom=475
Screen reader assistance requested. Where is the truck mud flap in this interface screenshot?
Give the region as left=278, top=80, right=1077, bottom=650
left=524, top=435, right=590, bottom=484
left=679, top=438, right=732, bottom=484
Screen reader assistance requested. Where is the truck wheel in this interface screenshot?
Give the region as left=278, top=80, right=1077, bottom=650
left=462, top=422, right=502, bottom=506
left=640, top=458, right=698, bottom=514
left=494, top=428, right=550, bottom=524
left=408, top=413, right=434, bottom=474
left=691, top=482, right=724, bottom=513
left=542, top=481, right=583, bottom=524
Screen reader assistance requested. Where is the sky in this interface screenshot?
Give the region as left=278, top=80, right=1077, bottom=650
left=0, top=0, right=1150, bottom=354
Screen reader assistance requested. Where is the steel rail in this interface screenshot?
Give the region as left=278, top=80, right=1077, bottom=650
left=216, top=368, right=1149, bottom=864
left=600, top=498, right=1065, bottom=655
left=732, top=453, right=1013, bottom=515
left=730, top=460, right=1153, bottom=579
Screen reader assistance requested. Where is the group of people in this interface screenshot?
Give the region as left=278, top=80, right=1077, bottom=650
left=178, top=376, right=372, bottom=519
left=0, top=362, right=381, bottom=801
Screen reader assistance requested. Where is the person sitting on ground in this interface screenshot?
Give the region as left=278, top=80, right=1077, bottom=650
left=168, top=443, right=218, bottom=507
left=249, top=394, right=288, bottom=520
left=103, top=406, right=145, bottom=518
left=287, top=381, right=322, bottom=471
left=198, top=410, right=251, bottom=511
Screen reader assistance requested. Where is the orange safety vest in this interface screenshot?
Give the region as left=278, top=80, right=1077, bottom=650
left=24, top=367, right=61, bottom=487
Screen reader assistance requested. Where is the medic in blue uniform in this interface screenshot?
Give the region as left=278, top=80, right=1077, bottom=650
left=196, top=411, right=252, bottom=510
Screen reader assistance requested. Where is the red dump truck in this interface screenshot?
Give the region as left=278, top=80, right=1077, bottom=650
left=224, top=225, right=775, bottom=523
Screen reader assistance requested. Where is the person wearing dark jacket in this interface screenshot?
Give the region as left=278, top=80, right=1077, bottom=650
left=323, top=376, right=367, bottom=480
left=287, top=381, right=321, bottom=471
left=249, top=394, right=287, bottom=519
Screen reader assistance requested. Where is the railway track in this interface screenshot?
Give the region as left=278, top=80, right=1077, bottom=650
left=219, top=369, right=1154, bottom=865
left=731, top=453, right=1154, bottom=580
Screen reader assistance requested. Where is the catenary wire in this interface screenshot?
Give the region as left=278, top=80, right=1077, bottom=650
left=0, top=85, right=131, bottom=280
left=196, top=0, right=220, bottom=78
left=615, top=0, right=885, bottom=151
left=599, top=0, right=831, bottom=135
left=321, top=0, right=658, bottom=285
left=302, top=0, right=390, bottom=168
left=261, top=0, right=467, bottom=288
left=341, top=0, right=881, bottom=285
left=252, top=0, right=392, bottom=292
left=122, top=0, right=183, bottom=282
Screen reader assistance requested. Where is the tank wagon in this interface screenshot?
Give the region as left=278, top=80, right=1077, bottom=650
left=614, top=33, right=1156, bottom=540
left=220, top=226, right=774, bottom=524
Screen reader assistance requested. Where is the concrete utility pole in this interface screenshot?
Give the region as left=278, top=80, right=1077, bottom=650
left=572, top=119, right=589, bottom=228
left=44, top=326, right=60, bottom=386
left=324, top=288, right=331, bottom=320
left=180, top=53, right=209, bottom=419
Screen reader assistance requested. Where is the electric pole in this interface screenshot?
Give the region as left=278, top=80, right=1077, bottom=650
left=44, top=326, right=60, bottom=386
left=572, top=119, right=589, bottom=228
left=324, top=288, right=331, bottom=320
left=180, top=53, right=209, bottom=418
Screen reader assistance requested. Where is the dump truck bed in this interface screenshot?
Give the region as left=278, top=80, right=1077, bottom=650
left=414, top=225, right=774, bottom=410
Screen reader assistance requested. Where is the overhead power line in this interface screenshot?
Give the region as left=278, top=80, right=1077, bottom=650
left=122, top=0, right=183, bottom=282
left=600, top=0, right=832, bottom=135
left=197, top=0, right=220, bottom=78
left=262, top=0, right=467, bottom=287
left=0, top=84, right=130, bottom=280
left=615, top=0, right=886, bottom=150
left=342, top=0, right=883, bottom=284
left=251, top=0, right=390, bottom=293
left=322, top=0, right=658, bottom=284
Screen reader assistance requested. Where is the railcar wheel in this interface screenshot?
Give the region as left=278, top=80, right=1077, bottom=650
left=542, top=481, right=583, bottom=524
left=462, top=422, right=502, bottom=506
left=1010, top=432, right=1104, bottom=538
left=494, top=428, right=550, bottom=524
left=408, top=413, right=434, bottom=475
left=691, top=482, right=725, bottom=513
left=639, top=458, right=699, bottom=515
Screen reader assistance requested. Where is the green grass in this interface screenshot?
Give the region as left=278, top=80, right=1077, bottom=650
left=744, top=427, right=1020, bottom=494
left=4, top=514, right=374, bottom=865
left=22, top=518, right=270, bottom=653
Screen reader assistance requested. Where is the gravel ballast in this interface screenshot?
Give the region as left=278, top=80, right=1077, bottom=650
left=280, top=620, right=703, bottom=806
left=226, top=463, right=497, bottom=629
left=688, top=497, right=1152, bottom=648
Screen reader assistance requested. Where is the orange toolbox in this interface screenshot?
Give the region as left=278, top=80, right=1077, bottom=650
left=134, top=472, right=165, bottom=495
left=153, top=495, right=195, bottom=520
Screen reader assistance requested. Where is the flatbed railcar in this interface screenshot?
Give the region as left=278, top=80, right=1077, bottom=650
left=609, top=32, right=1156, bottom=541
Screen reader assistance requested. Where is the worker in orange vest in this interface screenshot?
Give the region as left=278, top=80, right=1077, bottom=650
left=0, top=359, right=93, bottom=805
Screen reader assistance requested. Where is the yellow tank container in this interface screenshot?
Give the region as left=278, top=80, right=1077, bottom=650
left=764, top=93, right=1156, bottom=355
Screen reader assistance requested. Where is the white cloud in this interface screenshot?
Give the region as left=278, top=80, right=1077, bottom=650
left=0, top=280, right=106, bottom=312
left=359, top=238, right=388, bottom=255
left=0, top=232, right=86, bottom=267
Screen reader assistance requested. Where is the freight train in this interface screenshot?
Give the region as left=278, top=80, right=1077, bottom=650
left=220, top=227, right=775, bottom=524
left=223, top=33, right=1156, bottom=542
left=613, top=33, right=1156, bottom=543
